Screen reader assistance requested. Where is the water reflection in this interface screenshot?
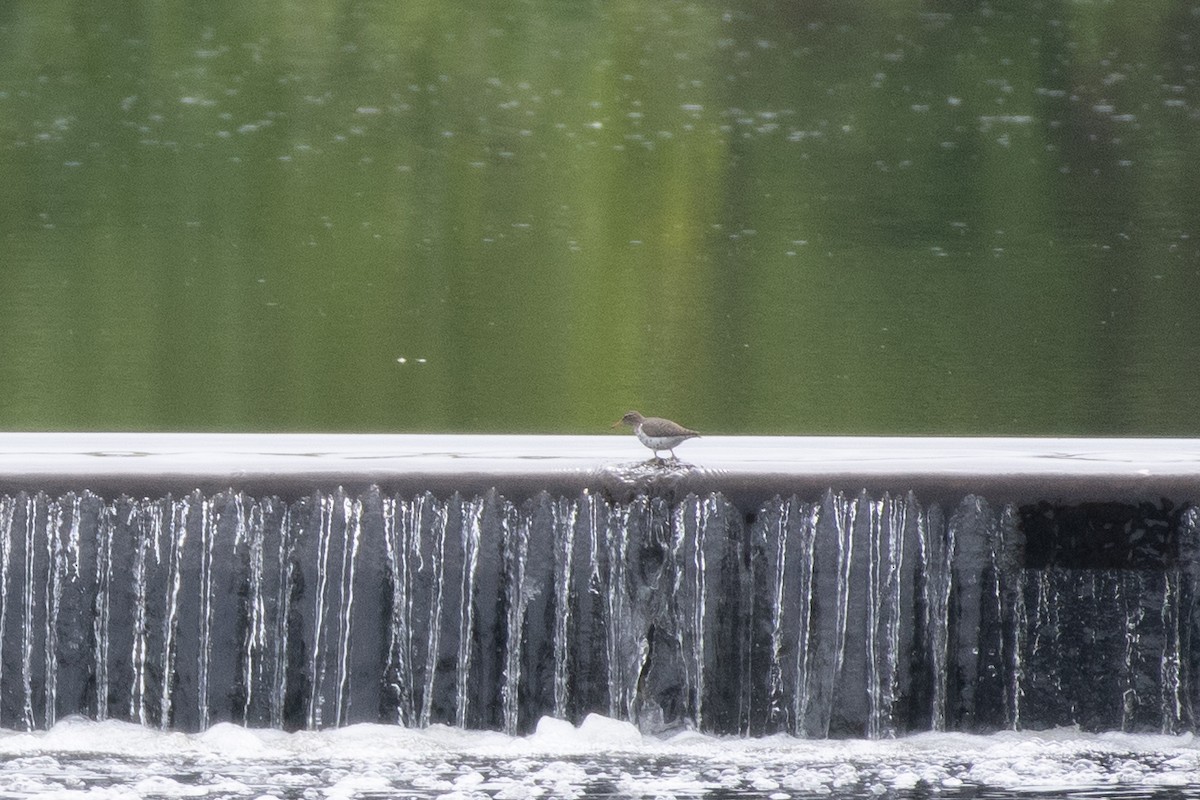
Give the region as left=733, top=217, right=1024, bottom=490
left=0, top=2, right=1196, bottom=434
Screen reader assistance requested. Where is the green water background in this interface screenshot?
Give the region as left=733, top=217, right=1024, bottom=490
left=1, top=1, right=1198, bottom=435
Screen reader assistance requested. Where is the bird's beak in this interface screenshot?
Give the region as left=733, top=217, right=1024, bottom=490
left=611, top=420, right=623, bottom=429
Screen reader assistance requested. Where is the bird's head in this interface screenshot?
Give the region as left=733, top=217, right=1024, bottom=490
left=612, top=410, right=644, bottom=429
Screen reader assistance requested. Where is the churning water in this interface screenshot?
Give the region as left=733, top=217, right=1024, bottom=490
left=5, top=717, right=1200, bottom=799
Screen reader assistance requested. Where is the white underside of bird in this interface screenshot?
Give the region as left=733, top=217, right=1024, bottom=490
left=634, top=425, right=695, bottom=457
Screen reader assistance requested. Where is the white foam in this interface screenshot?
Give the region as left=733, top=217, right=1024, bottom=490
left=131, top=776, right=211, bottom=797
left=1, top=719, right=1200, bottom=797
left=576, top=713, right=642, bottom=746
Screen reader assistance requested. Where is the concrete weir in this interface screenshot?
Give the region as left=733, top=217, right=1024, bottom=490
left=0, top=433, right=1198, bottom=737
left=0, top=432, right=1197, bottom=503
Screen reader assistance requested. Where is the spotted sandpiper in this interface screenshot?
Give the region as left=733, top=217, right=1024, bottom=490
left=612, top=411, right=700, bottom=460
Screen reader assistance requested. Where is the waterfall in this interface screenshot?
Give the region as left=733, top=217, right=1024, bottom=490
left=552, top=496, right=577, bottom=721
left=0, top=487, right=1189, bottom=736
left=500, top=500, right=528, bottom=735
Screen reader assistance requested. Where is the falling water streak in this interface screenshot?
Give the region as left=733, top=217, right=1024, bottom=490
left=307, top=495, right=335, bottom=729
left=382, top=498, right=400, bottom=718
left=992, top=506, right=1017, bottom=730
left=818, top=493, right=857, bottom=738
left=918, top=510, right=936, bottom=730
left=938, top=516, right=955, bottom=732
left=93, top=502, right=114, bottom=721
left=692, top=495, right=714, bottom=730
left=455, top=498, right=482, bottom=728
left=129, top=501, right=157, bottom=726
left=405, top=497, right=426, bottom=723
left=584, top=495, right=606, bottom=719
left=18, top=495, right=37, bottom=730
left=630, top=501, right=653, bottom=725
left=68, top=495, right=82, bottom=582
left=605, top=504, right=632, bottom=721
left=1120, top=575, right=1143, bottom=731
left=420, top=499, right=449, bottom=729
left=128, top=503, right=144, bottom=726
left=552, top=497, right=577, bottom=721
left=1181, top=508, right=1200, bottom=732
left=867, top=495, right=905, bottom=739
left=630, top=501, right=654, bottom=726
left=1032, top=570, right=1063, bottom=705
left=331, top=496, right=357, bottom=724
left=888, top=499, right=909, bottom=730
left=676, top=501, right=696, bottom=724
left=583, top=496, right=605, bottom=710
left=1009, top=566, right=1027, bottom=730
left=792, top=501, right=819, bottom=736
left=151, top=500, right=170, bottom=716
left=1029, top=570, right=1047, bottom=664
left=197, top=498, right=216, bottom=731
left=241, top=499, right=262, bottom=718
left=331, top=498, right=361, bottom=726
left=669, top=498, right=696, bottom=726
left=44, top=500, right=64, bottom=728
left=987, top=509, right=1006, bottom=729
left=383, top=497, right=413, bottom=725
left=587, top=494, right=601, bottom=586
left=697, top=497, right=717, bottom=728
left=923, top=508, right=953, bottom=731
left=270, top=505, right=292, bottom=729
left=501, top=511, right=530, bottom=735
left=0, top=497, right=12, bottom=728
left=643, top=501, right=672, bottom=724
left=14, top=496, right=34, bottom=729
left=242, top=499, right=267, bottom=722
left=886, top=497, right=909, bottom=736
left=766, top=497, right=790, bottom=727
left=160, top=500, right=189, bottom=729
left=1161, top=569, right=1183, bottom=733
left=604, top=507, right=621, bottom=719
left=637, top=638, right=652, bottom=729
left=865, top=499, right=882, bottom=739
left=399, top=496, right=427, bottom=727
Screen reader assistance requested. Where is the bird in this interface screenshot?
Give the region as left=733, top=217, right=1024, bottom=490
left=612, top=411, right=700, bottom=461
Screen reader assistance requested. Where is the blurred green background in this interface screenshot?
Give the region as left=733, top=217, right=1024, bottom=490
left=0, top=1, right=1198, bottom=435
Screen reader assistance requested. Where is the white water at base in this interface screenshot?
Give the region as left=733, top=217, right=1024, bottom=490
left=2, top=717, right=1200, bottom=799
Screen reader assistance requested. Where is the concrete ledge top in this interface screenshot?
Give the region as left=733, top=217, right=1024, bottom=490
left=0, top=433, right=1193, bottom=505
left=0, top=431, right=1193, bottom=474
